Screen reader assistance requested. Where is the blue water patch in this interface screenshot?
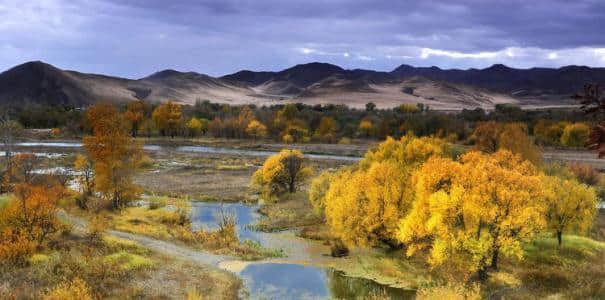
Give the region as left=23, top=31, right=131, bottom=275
left=189, top=202, right=262, bottom=242
left=241, top=264, right=330, bottom=300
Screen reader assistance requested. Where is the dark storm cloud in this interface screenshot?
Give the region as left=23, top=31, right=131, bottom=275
left=1, top=0, right=604, bottom=78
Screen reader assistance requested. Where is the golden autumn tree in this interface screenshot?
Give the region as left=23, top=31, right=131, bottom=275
left=543, top=176, right=597, bottom=246
left=84, top=104, right=142, bottom=210
left=358, top=119, right=373, bottom=137
left=323, top=134, right=450, bottom=247
left=185, top=117, right=204, bottom=137
left=2, top=183, right=63, bottom=247
left=472, top=121, right=503, bottom=153
left=252, top=149, right=313, bottom=199
left=123, top=100, right=145, bottom=137
left=246, top=119, right=268, bottom=139
left=561, top=122, right=590, bottom=147
left=473, top=122, right=541, bottom=165
left=308, top=170, right=335, bottom=214
left=73, top=154, right=94, bottom=209
left=398, top=150, right=546, bottom=279
left=498, top=123, right=542, bottom=165
left=314, top=116, right=339, bottom=142
left=152, top=101, right=182, bottom=138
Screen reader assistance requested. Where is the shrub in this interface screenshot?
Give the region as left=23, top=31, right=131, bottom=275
left=43, top=278, right=93, bottom=300
left=308, top=170, right=335, bottom=214
left=187, top=287, right=204, bottom=300
left=87, top=215, right=108, bottom=242
left=148, top=196, right=168, bottom=210
left=416, top=283, right=480, bottom=300
left=0, top=228, right=36, bottom=265
left=103, top=251, right=153, bottom=271
left=561, top=123, right=590, bottom=147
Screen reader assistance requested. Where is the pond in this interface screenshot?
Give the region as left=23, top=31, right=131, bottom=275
left=13, top=142, right=361, bottom=161
left=190, top=202, right=416, bottom=300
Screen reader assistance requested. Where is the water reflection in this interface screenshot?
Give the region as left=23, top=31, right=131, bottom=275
left=189, top=202, right=262, bottom=242
left=240, top=264, right=416, bottom=300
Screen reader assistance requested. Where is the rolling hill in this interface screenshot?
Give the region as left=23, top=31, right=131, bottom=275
left=0, top=60, right=600, bottom=110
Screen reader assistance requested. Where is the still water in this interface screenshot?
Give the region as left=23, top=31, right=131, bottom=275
left=190, top=202, right=415, bottom=300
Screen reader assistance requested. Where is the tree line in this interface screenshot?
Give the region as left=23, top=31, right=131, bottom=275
left=0, top=101, right=591, bottom=146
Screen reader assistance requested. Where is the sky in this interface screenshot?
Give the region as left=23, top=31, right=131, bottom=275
left=1, top=0, right=605, bottom=78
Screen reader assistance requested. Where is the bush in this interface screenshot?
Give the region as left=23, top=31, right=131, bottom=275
left=43, top=278, right=93, bottom=300
left=561, top=123, right=590, bottom=147
left=87, top=215, right=108, bottom=242
left=148, top=196, right=168, bottom=210
left=0, top=228, right=36, bottom=265
left=416, top=283, right=481, bottom=300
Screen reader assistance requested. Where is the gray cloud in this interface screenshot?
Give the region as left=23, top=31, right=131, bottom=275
left=1, top=0, right=604, bottom=78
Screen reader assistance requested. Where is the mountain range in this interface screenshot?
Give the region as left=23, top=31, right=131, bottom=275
left=0, top=60, right=602, bottom=110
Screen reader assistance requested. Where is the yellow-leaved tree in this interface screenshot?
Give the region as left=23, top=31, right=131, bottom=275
left=252, top=149, right=313, bottom=200
left=398, top=150, right=546, bottom=279
left=73, top=154, right=94, bottom=209
left=246, top=119, right=268, bottom=139
left=152, top=101, right=182, bottom=138
left=84, top=104, right=143, bottom=210
left=543, top=176, right=597, bottom=246
left=322, top=134, right=449, bottom=247
left=123, top=100, right=145, bottom=137
left=472, top=122, right=541, bottom=165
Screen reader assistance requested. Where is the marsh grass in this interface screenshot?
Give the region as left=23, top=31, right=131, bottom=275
left=109, top=203, right=282, bottom=260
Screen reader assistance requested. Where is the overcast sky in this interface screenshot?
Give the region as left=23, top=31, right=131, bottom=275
left=1, top=0, right=604, bottom=78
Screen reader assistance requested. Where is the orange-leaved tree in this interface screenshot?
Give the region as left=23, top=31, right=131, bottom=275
left=84, top=104, right=142, bottom=210
left=152, top=101, right=182, bottom=138
left=123, top=100, right=145, bottom=137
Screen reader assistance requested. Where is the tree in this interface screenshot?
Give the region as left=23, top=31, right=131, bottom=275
left=365, top=102, right=376, bottom=112
left=74, top=154, right=94, bottom=209
left=252, top=149, right=313, bottom=199
left=499, top=123, right=542, bottom=165
left=10, top=153, right=39, bottom=184
left=561, top=123, right=590, bottom=147
left=236, top=106, right=255, bottom=138
left=358, top=119, right=373, bottom=137
left=2, top=183, right=63, bottom=247
left=84, top=104, right=142, bottom=210
left=473, top=122, right=541, bottom=165
left=398, top=150, right=546, bottom=279
left=152, top=101, right=182, bottom=138
left=472, top=121, right=503, bottom=153
left=246, top=119, right=268, bottom=139
left=543, top=176, right=597, bottom=246
left=323, top=135, right=450, bottom=247
left=576, top=84, right=605, bottom=156
left=314, top=116, right=339, bottom=142
left=123, top=100, right=145, bottom=137
left=186, top=117, right=204, bottom=137
left=308, top=170, right=335, bottom=214
left=0, top=115, right=22, bottom=170
left=534, top=120, right=566, bottom=145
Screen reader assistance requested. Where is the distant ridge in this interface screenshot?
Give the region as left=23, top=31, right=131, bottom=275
left=0, top=60, right=601, bottom=109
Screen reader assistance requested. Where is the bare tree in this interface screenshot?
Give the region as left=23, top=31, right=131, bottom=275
left=576, top=84, right=605, bottom=157
left=0, top=114, right=23, bottom=169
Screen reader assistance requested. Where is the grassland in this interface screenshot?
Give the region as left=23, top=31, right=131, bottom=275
left=0, top=218, right=241, bottom=299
